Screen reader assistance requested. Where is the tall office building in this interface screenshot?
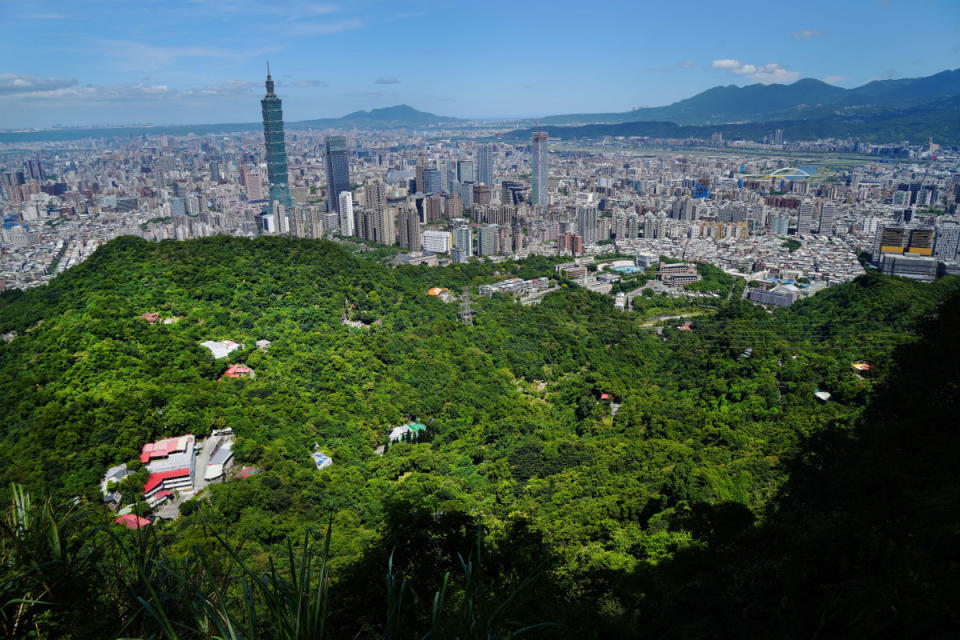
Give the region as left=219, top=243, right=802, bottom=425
left=422, top=167, right=443, bottom=195
left=477, top=144, right=493, bottom=186
left=338, top=191, right=354, bottom=236
left=398, top=210, right=421, bottom=251
left=818, top=202, right=835, bottom=235
left=577, top=206, right=598, bottom=245
left=531, top=131, right=549, bottom=207
left=324, top=136, right=350, bottom=214
left=365, top=180, right=387, bottom=212
left=457, top=160, right=475, bottom=185
left=260, top=66, right=291, bottom=210
left=797, top=201, right=814, bottom=235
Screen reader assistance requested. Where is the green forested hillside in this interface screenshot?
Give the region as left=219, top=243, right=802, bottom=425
left=1, top=236, right=957, bottom=638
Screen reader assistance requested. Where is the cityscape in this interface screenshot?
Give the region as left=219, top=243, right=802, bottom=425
left=2, top=1, right=960, bottom=637
left=2, top=67, right=957, bottom=300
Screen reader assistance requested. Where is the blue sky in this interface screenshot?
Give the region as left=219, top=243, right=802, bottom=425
left=1, top=0, right=958, bottom=128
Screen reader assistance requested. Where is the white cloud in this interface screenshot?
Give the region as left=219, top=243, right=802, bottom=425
left=681, top=60, right=695, bottom=69
left=792, top=29, right=823, bottom=41
left=294, top=80, right=327, bottom=87
left=0, top=74, right=78, bottom=95
left=823, top=75, right=848, bottom=85
left=712, top=59, right=800, bottom=84
left=374, top=77, right=399, bottom=85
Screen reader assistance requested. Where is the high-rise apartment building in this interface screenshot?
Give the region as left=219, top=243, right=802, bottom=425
left=398, top=210, right=421, bottom=251
left=577, top=206, right=598, bottom=245
left=324, top=136, right=350, bottom=214
left=477, top=144, right=493, bottom=186
left=338, top=191, right=354, bottom=236
left=453, top=225, right=472, bottom=258
left=531, top=131, right=549, bottom=208
left=818, top=202, right=835, bottom=235
left=478, top=224, right=498, bottom=255
left=797, top=201, right=814, bottom=235
left=365, top=180, right=387, bottom=212
left=260, top=67, right=291, bottom=210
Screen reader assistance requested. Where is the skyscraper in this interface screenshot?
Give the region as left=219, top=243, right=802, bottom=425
left=261, top=65, right=291, bottom=210
left=531, top=131, right=549, bottom=208
left=324, top=136, right=351, bottom=214
left=422, top=167, right=442, bottom=195
left=477, top=144, right=493, bottom=186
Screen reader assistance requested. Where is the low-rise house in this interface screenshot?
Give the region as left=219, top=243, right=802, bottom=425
left=200, top=340, right=242, bottom=359
left=114, top=514, right=151, bottom=529
left=220, top=364, right=255, bottom=380
left=389, top=421, right=428, bottom=442
left=313, top=451, right=333, bottom=470
left=141, top=312, right=160, bottom=325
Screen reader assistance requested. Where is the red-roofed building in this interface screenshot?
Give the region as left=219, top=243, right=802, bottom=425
left=219, top=364, right=255, bottom=381
left=600, top=393, right=611, bottom=400
left=141, top=312, right=160, bottom=325
left=140, top=435, right=192, bottom=464
left=115, top=513, right=151, bottom=529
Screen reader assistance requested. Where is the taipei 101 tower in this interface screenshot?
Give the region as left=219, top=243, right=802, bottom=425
left=261, top=64, right=292, bottom=210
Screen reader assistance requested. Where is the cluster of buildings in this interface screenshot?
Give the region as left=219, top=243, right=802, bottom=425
left=2, top=69, right=958, bottom=300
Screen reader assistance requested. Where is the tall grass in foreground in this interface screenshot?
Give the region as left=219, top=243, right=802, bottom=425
left=1, top=485, right=551, bottom=639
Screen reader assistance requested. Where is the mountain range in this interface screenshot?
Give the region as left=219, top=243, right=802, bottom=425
left=537, top=68, right=960, bottom=126
left=2, top=69, right=959, bottom=144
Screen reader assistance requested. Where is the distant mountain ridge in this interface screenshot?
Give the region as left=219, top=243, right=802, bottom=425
left=510, top=93, right=960, bottom=145
left=539, top=68, right=960, bottom=125
left=0, top=104, right=463, bottom=143
left=294, top=104, right=462, bottom=129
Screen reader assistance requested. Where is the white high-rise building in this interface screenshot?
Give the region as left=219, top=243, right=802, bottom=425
left=338, top=191, right=354, bottom=236
left=577, top=206, right=598, bottom=245
left=818, top=202, right=835, bottom=235
left=531, top=131, right=549, bottom=208
left=797, top=201, right=814, bottom=236
left=273, top=200, right=288, bottom=234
